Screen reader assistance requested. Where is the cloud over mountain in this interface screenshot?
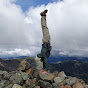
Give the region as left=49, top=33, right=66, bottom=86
left=0, top=0, right=88, bottom=57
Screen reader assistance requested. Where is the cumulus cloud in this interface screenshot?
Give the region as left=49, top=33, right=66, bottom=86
left=0, top=0, right=41, bottom=57
left=0, top=47, right=40, bottom=57
left=0, top=0, right=88, bottom=57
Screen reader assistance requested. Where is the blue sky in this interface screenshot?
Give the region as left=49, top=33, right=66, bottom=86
left=15, top=0, right=60, bottom=12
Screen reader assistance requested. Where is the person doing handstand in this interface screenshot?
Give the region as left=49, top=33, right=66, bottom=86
left=37, top=10, right=52, bottom=70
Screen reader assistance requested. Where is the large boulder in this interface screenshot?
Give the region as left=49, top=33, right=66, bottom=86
left=25, top=79, right=35, bottom=88
left=65, top=77, right=77, bottom=86
left=85, top=85, right=88, bottom=88
left=52, top=83, right=60, bottom=88
left=65, top=84, right=71, bottom=88
left=73, top=83, right=84, bottom=88
left=54, top=77, right=64, bottom=84
left=64, top=84, right=71, bottom=88
left=54, top=71, right=66, bottom=85
left=34, top=86, right=40, bottom=88
left=58, top=71, right=66, bottom=79
left=5, top=84, right=13, bottom=88
left=18, top=60, right=31, bottom=71
left=38, top=80, right=52, bottom=88
left=9, top=71, right=16, bottom=76
left=35, top=56, right=43, bottom=70
left=3, top=71, right=10, bottom=80
left=12, top=84, right=22, bottom=88
left=73, top=79, right=85, bottom=88
left=0, top=71, right=10, bottom=80
left=10, top=72, right=22, bottom=84
left=26, top=68, right=34, bottom=75
left=0, top=70, right=3, bottom=75
left=21, top=72, right=29, bottom=80
left=39, top=69, right=55, bottom=81
left=33, top=69, right=39, bottom=78
left=53, top=71, right=59, bottom=77
left=0, top=70, right=3, bottom=81
left=0, top=80, right=10, bottom=88
left=60, top=84, right=71, bottom=88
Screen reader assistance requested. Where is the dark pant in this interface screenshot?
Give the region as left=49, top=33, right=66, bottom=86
left=37, top=43, right=51, bottom=70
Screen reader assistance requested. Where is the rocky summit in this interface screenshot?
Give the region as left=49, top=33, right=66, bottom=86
left=0, top=59, right=88, bottom=88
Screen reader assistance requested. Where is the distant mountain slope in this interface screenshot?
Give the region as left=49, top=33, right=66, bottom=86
left=0, top=57, right=36, bottom=72
left=1, top=55, right=88, bottom=63
left=48, top=56, right=88, bottom=63
left=1, top=56, right=29, bottom=60
left=0, top=58, right=20, bottom=72
left=49, top=60, right=88, bottom=83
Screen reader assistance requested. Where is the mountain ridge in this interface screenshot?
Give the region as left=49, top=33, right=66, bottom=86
left=0, top=58, right=88, bottom=88
left=0, top=57, right=88, bottom=83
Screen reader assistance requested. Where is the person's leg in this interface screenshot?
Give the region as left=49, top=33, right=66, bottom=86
left=41, top=43, right=51, bottom=70
left=37, top=44, right=51, bottom=71
left=41, top=16, right=50, bottom=43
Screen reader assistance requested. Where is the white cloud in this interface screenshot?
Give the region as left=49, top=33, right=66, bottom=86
left=25, top=17, right=33, bottom=24
left=0, top=0, right=88, bottom=57
left=0, top=47, right=40, bottom=57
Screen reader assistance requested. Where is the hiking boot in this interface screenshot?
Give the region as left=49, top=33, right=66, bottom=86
left=40, top=9, right=48, bottom=16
